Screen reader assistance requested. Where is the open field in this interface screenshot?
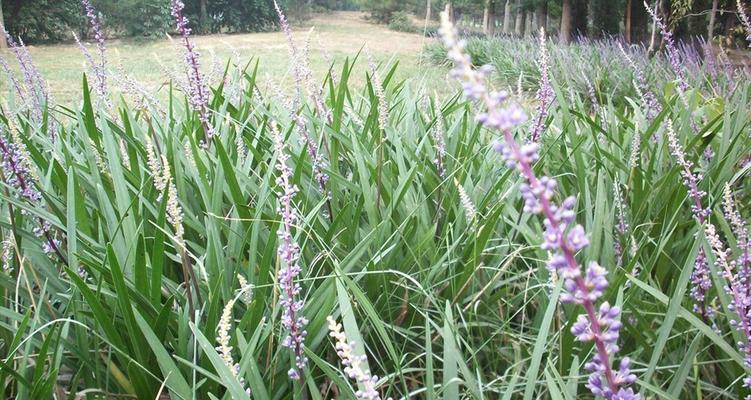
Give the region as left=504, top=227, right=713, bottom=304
left=0, top=11, right=447, bottom=100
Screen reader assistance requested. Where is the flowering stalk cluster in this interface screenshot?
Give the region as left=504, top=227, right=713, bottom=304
left=274, top=1, right=302, bottom=106
left=366, top=50, right=389, bottom=133
left=439, top=9, right=638, bottom=399
left=3, top=32, right=55, bottom=135
left=432, top=116, right=447, bottom=178
left=0, top=55, right=25, bottom=105
left=0, top=128, right=63, bottom=259
left=665, top=120, right=710, bottom=222
left=705, top=218, right=751, bottom=391
left=327, top=316, right=382, bottom=400
left=237, top=274, right=254, bottom=304
left=170, top=0, right=213, bottom=145
left=617, top=43, right=661, bottom=120
left=530, top=27, right=553, bottom=143
left=665, top=120, right=716, bottom=313
left=216, top=299, right=251, bottom=395
left=268, top=77, right=330, bottom=197
left=722, top=187, right=751, bottom=383
left=454, top=179, right=477, bottom=223
left=273, top=2, right=331, bottom=122
left=738, top=0, right=751, bottom=46
left=81, top=0, right=109, bottom=105
left=644, top=2, right=689, bottom=101
left=613, top=183, right=629, bottom=268
left=689, top=247, right=714, bottom=317
left=270, top=4, right=331, bottom=199
left=666, top=122, right=751, bottom=389
left=270, top=122, right=308, bottom=381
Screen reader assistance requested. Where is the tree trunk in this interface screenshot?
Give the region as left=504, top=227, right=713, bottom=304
left=535, top=0, right=547, bottom=31
left=625, top=0, right=632, bottom=42
left=560, top=0, right=572, bottom=43
left=648, top=0, right=659, bottom=53
left=425, top=0, right=431, bottom=22
left=503, top=0, right=513, bottom=34
left=525, top=11, right=534, bottom=35
left=483, top=1, right=491, bottom=34
left=200, top=0, right=208, bottom=20
left=0, top=0, right=6, bottom=49
left=514, top=0, right=524, bottom=36
left=488, top=0, right=496, bottom=34
left=447, top=1, right=454, bottom=22
left=572, top=0, right=588, bottom=38
left=707, top=0, right=718, bottom=40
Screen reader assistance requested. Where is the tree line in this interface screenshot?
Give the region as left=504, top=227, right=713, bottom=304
left=0, top=0, right=357, bottom=44
left=0, top=0, right=748, bottom=46
left=363, top=0, right=749, bottom=45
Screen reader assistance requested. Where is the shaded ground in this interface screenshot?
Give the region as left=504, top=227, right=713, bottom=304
left=0, top=12, right=449, bottom=102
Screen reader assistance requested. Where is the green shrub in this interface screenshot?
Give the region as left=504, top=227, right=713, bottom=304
left=388, top=11, right=417, bottom=33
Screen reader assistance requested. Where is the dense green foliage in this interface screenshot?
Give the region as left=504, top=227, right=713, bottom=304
left=422, top=34, right=735, bottom=108
left=1, top=0, right=84, bottom=43
left=95, top=0, right=172, bottom=38
left=0, top=0, right=344, bottom=43
left=0, top=22, right=750, bottom=398
left=387, top=11, right=419, bottom=33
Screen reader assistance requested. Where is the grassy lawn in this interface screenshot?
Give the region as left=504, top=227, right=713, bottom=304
left=0, top=11, right=448, bottom=102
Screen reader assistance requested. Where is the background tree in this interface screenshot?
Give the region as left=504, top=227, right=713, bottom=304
left=503, top=0, right=514, bottom=33
left=483, top=0, right=496, bottom=34
left=591, top=0, right=623, bottom=36
left=560, top=0, right=572, bottom=42
left=0, top=0, right=6, bottom=48
left=1, top=0, right=84, bottom=43
left=514, top=0, right=525, bottom=35
left=94, top=0, right=171, bottom=37
left=707, top=0, right=719, bottom=39
left=535, top=0, right=548, bottom=31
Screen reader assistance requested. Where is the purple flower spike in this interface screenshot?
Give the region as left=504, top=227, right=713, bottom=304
left=3, top=32, right=55, bottom=136
left=738, top=0, right=751, bottom=46
left=644, top=2, right=689, bottom=101
left=270, top=122, right=308, bottom=381
left=617, top=43, right=660, bottom=120
left=690, top=248, right=714, bottom=318
left=170, top=0, right=214, bottom=145
left=81, top=0, right=109, bottom=105
left=529, top=27, right=553, bottom=143
left=668, top=126, right=751, bottom=390
left=0, top=128, right=63, bottom=260
left=440, top=8, right=639, bottom=399
left=665, top=120, right=710, bottom=222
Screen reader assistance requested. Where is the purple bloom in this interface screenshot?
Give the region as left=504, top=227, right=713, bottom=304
left=81, top=0, right=109, bottom=104
left=270, top=122, right=308, bottom=381
left=432, top=116, right=447, bottom=178
left=170, top=0, right=213, bottom=145
left=668, top=128, right=751, bottom=391
left=665, top=120, right=710, bottom=222
left=440, top=8, right=639, bottom=399
left=0, top=129, right=62, bottom=259
left=613, top=183, right=629, bottom=268
left=0, top=55, right=26, bottom=104
left=644, top=2, right=689, bottom=100
left=272, top=2, right=331, bottom=198
left=293, top=114, right=329, bottom=195
left=530, top=27, right=553, bottom=143
left=3, top=32, right=55, bottom=136
left=689, top=248, right=715, bottom=318
left=617, top=42, right=660, bottom=120
left=738, top=0, right=751, bottom=46
left=273, top=1, right=331, bottom=123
